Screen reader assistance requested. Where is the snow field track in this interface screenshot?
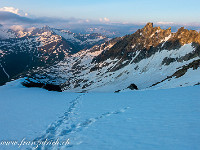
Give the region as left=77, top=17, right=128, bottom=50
left=30, top=94, right=130, bottom=150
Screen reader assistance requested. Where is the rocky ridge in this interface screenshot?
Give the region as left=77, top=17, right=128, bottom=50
left=22, top=23, right=200, bottom=92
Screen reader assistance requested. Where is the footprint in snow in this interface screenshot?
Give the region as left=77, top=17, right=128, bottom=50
left=29, top=95, right=129, bottom=150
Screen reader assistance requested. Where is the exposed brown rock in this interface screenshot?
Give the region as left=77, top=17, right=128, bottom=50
left=93, top=23, right=200, bottom=65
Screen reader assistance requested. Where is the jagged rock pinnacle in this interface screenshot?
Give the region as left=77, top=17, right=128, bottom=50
left=145, top=22, right=153, bottom=28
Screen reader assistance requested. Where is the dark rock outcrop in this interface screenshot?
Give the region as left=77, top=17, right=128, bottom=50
left=127, top=84, right=138, bottom=90
left=22, top=79, right=62, bottom=92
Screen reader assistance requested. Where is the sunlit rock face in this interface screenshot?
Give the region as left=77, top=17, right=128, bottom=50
left=19, top=23, right=200, bottom=92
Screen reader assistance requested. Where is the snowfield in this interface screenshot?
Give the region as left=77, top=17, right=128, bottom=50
left=0, top=79, right=200, bottom=150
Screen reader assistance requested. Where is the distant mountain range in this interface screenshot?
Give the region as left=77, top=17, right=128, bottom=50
left=19, top=23, right=200, bottom=92
left=0, top=26, right=108, bottom=85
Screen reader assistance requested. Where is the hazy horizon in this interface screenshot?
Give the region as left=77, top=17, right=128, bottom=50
left=0, top=0, right=200, bottom=26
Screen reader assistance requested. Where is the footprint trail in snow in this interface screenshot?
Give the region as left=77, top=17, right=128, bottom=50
left=30, top=94, right=129, bottom=150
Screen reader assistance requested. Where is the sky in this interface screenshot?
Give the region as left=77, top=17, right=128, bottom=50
left=0, top=0, right=200, bottom=24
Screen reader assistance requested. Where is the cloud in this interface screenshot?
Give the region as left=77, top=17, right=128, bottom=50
left=104, top=17, right=110, bottom=22
left=0, top=11, right=69, bottom=24
left=10, top=25, right=24, bottom=31
left=0, top=7, right=114, bottom=27
left=0, top=7, right=28, bottom=17
left=0, top=7, right=82, bottom=25
left=99, top=17, right=110, bottom=23
left=10, top=25, right=36, bottom=32
left=0, top=11, right=33, bottom=24
left=156, top=21, right=174, bottom=25
left=0, top=8, right=90, bottom=26
left=85, top=19, right=90, bottom=23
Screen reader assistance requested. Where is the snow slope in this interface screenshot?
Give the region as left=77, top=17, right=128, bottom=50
left=0, top=28, right=16, bottom=39
left=0, top=79, right=79, bottom=150
left=32, top=42, right=200, bottom=92
left=0, top=80, right=200, bottom=150
left=151, top=67, right=200, bottom=90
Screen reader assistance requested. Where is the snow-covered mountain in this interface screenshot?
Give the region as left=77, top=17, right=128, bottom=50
left=0, top=26, right=108, bottom=85
left=23, top=23, right=200, bottom=92
left=0, top=26, right=16, bottom=39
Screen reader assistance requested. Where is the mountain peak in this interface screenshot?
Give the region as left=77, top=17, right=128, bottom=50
left=144, top=22, right=153, bottom=29
left=42, top=25, right=51, bottom=30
